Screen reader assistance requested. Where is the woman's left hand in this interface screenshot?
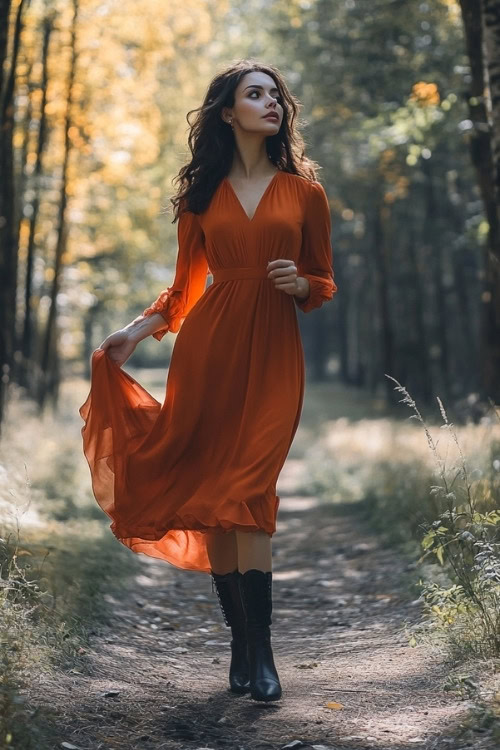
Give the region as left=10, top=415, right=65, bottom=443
left=267, top=259, right=309, bottom=299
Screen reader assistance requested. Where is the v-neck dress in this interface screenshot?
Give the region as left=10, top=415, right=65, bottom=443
left=79, top=170, right=338, bottom=573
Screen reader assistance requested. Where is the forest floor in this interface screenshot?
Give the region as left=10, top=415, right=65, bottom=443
left=27, top=455, right=499, bottom=750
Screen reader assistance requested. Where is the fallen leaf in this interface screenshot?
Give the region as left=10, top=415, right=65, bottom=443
left=325, top=701, right=344, bottom=710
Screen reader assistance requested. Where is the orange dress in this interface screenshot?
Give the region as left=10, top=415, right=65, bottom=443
left=79, top=170, right=338, bottom=574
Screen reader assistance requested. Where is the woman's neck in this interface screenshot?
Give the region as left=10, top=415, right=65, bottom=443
left=228, top=139, right=275, bottom=180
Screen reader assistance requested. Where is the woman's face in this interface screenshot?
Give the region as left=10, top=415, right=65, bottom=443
left=224, top=71, right=284, bottom=134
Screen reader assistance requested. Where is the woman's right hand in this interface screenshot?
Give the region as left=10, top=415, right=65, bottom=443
left=98, top=329, right=138, bottom=368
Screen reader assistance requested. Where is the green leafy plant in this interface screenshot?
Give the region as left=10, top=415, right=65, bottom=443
left=386, top=375, right=500, bottom=658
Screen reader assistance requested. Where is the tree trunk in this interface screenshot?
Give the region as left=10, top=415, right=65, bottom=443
left=0, top=0, right=27, bottom=433
left=19, top=19, right=51, bottom=392
left=421, top=157, right=451, bottom=399
left=480, top=0, right=500, bottom=403
left=38, top=2, right=79, bottom=410
left=460, top=0, right=500, bottom=404
left=311, top=307, right=329, bottom=381
left=372, top=197, right=395, bottom=403
left=0, top=1, right=12, bottom=100
left=406, top=224, right=433, bottom=403
left=336, top=259, right=349, bottom=384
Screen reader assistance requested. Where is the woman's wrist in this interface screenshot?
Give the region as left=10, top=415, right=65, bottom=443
left=124, top=313, right=167, bottom=343
left=294, top=276, right=310, bottom=301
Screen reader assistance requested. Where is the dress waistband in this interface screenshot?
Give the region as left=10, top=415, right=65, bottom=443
left=211, top=266, right=270, bottom=283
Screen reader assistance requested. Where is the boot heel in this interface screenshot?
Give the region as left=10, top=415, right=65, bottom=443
left=239, top=569, right=282, bottom=702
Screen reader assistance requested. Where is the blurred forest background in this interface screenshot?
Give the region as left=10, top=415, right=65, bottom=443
left=1, top=0, right=500, bottom=426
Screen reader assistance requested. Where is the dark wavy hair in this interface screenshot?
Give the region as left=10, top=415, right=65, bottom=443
left=169, top=59, right=320, bottom=221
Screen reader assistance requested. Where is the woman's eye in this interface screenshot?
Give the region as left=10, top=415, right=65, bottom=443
left=248, top=91, right=282, bottom=103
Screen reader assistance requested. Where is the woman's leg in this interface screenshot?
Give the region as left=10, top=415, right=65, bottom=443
left=235, top=530, right=272, bottom=573
left=206, top=530, right=238, bottom=574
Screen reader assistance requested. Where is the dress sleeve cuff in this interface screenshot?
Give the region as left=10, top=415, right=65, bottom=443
left=294, top=274, right=336, bottom=313
left=142, top=288, right=185, bottom=341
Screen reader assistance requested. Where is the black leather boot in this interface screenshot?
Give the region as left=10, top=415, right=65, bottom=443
left=238, top=569, right=282, bottom=702
left=211, top=569, right=250, bottom=694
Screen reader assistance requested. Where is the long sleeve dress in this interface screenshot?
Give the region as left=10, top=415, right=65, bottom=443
left=79, top=170, right=338, bottom=574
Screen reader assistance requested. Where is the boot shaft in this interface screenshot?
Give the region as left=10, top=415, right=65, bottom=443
left=238, top=569, right=273, bottom=627
left=210, top=569, right=251, bottom=694
left=211, top=569, right=246, bottom=638
left=238, top=569, right=282, bottom=701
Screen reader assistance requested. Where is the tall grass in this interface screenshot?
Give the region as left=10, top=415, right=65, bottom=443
left=387, top=377, right=500, bottom=660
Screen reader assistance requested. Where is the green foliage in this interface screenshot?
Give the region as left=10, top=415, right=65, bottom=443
left=386, top=376, right=500, bottom=658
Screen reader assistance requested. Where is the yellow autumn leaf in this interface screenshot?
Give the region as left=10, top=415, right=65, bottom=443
left=325, top=701, right=344, bottom=710
left=436, top=545, right=444, bottom=565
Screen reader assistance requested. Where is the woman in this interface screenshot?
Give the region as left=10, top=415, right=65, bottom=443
left=79, top=59, right=338, bottom=703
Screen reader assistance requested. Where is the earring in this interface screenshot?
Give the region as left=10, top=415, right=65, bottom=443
left=229, top=118, right=234, bottom=129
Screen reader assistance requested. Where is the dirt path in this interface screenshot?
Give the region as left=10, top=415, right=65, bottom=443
left=30, top=458, right=486, bottom=750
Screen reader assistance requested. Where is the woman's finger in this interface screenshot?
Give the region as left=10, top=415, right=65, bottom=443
left=272, top=272, right=297, bottom=286
left=269, top=265, right=296, bottom=277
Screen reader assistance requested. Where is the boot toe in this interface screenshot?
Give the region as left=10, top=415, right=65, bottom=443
left=251, top=678, right=282, bottom=701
